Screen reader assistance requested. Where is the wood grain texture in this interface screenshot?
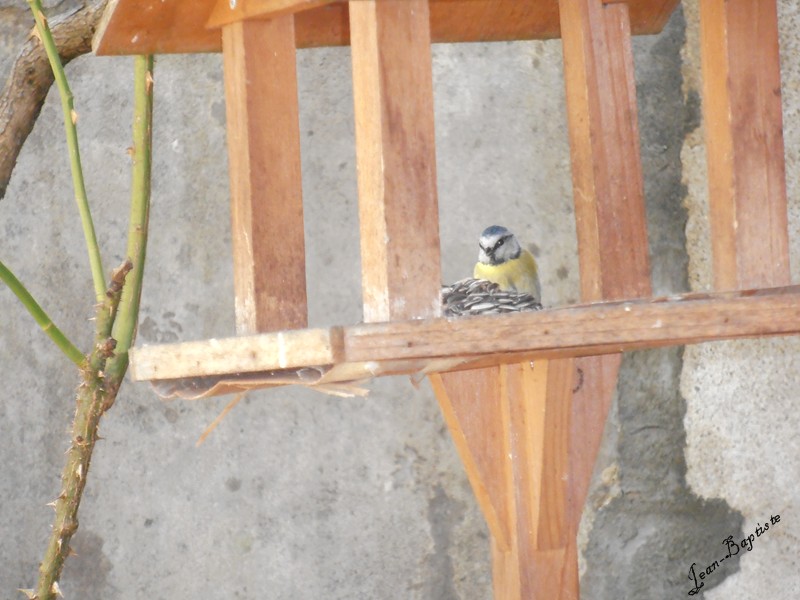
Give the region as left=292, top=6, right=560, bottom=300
left=94, top=0, right=219, bottom=55
left=131, top=327, right=341, bottom=381
left=555, top=3, right=652, bottom=597
left=93, top=0, right=681, bottom=55
left=431, top=360, right=575, bottom=599
left=700, top=0, right=790, bottom=290
left=508, top=360, right=575, bottom=599
left=429, top=368, right=514, bottom=551
left=207, top=0, right=336, bottom=28
left=491, top=534, right=521, bottom=600
left=560, top=0, right=651, bottom=302
left=349, top=0, right=441, bottom=322
left=567, top=353, right=620, bottom=520
left=434, top=360, right=577, bottom=600
left=130, top=285, right=800, bottom=381
left=223, top=18, right=307, bottom=334
left=345, top=285, right=800, bottom=362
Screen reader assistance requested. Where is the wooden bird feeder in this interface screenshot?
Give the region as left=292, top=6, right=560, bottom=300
left=95, top=0, right=798, bottom=597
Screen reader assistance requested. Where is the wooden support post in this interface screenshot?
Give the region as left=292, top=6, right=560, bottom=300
left=222, top=16, right=308, bottom=334
left=700, top=0, right=790, bottom=290
left=561, top=2, right=652, bottom=597
left=504, top=360, right=575, bottom=600
left=349, top=0, right=442, bottom=323
left=431, top=360, right=577, bottom=600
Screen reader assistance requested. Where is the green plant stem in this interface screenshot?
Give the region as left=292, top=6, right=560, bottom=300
left=30, top=55, right=154, bottom=600
left=107, top=55, right=154, bottom=384
left=34, top=261, right=131, bottom=600
left=0, top=259, right=83, bottom=366
left=27, top=0, right=105, bottom=302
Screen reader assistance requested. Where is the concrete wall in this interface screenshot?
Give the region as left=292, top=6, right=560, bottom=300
left=0, top=1, right=797, bottom=598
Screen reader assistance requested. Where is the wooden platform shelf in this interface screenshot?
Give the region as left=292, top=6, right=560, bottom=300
left=96, top=0, right=792, bottom=597
left=132, top=285, right=800, bottom=395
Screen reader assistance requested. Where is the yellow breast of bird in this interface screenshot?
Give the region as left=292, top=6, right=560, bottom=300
left=473, top=250, right=540, bottom=298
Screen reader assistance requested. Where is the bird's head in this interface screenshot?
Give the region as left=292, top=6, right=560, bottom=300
left=478, top=225, right=522, bottom=265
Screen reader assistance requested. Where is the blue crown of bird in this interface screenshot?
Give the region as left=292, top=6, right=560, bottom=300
left=442, top=225, right=542, bottom=317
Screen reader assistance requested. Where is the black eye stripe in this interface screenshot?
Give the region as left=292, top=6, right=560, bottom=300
left=493, top=236, right=510, bottom=251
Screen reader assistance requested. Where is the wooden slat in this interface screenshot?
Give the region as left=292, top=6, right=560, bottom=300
left=347, top=286, right=800, bottom=362
left=500, top=3, right=649, bottom=597
left=491, top=534, right=521, bottom=600
left=222, top=17, right=307, bottom=334
left=93, top=0, right=681, bottom=55
left=559, top=2, right=653, bottom=582
left=130, top=327, right=341, bottom=381
left=349, top=0, right=441, bottom=322
left=130, top=285, right=800, bottom=382
left=561, top=0, right=650, bottom=301
left=700, top=0, right=790, bottom=290
left=507, top=360, right=575, bottom=599
left=207, top=0, right=338, bottom=29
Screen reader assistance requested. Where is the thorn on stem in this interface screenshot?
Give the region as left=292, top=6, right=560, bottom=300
left=51, top=581, right=63, bottom=597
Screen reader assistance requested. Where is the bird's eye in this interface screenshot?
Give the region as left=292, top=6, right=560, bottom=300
left=495, top=239, right=504, bottom=249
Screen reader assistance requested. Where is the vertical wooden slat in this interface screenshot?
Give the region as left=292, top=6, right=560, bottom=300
left=506, top=360, right=575, bottom=600
left=491, top=534, right=521, bottom=600
left=560, top=0, right=652, bottom=515
left=222, top=17, right=307, bottom=334
left=349, top=0, right=442, bottom=323
left=561, top=0, right=650, bottom=302
left=560, top=1, right=651, bottom=598
left=700, top=0, right=790, bottom=289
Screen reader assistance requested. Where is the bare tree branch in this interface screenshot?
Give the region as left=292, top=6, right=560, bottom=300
left=0, top=0, right=107, bottom=202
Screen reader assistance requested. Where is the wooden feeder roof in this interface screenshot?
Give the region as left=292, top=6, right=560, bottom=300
left=93, top=0, right=680, bottom=55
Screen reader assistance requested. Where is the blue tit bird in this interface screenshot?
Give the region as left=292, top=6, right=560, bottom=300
left=473, top=225, right=541, bottom=303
